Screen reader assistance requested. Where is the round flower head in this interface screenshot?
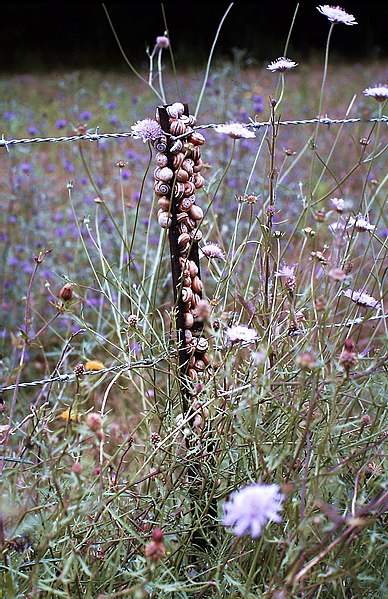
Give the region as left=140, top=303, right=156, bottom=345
left=363, top=84, right=388, bottom=102
left=267, top=57, right=298, bottom=72
left=131, top=119, right=163, bottom=143
left=347, top=214, right=375, bottom=233
left=156, top=35, right=169, bottom=49
left=214, top=123, right=255, bottom=139
left=222, top=483, right=284, bottom=538
left=317, top=5, right=357, bottom=25
left=200, top=243, right=225, bottom=260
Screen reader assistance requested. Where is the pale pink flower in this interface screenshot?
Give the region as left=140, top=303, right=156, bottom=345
left=156, top=35, right=169, bottom=49
left=131, top=119, right=163, bottom=143
left=274, top=263, right=297, bottom=293
left=347, top=214, right=375, bottom=233
left=225, top=324, right=258, bottom=343
left=222, top=483, right=284, bottom=538
left=317, top=5, right=357, bottom=25
left=200, top=243, right=225, bottom=260
left=330, top=197, right=345, bottom=213
left=363, top=84, right=388, bottom=102
left=214, top=123, right=256, bottom=139
left=267, top=57, right=298, bottom=72
left=342, top=289, right=379, bottom=310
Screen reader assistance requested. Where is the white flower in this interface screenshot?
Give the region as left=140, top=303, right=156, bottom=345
left=131, top=119, right=163, bottom=143
left=347, top=214, right=375, bottom=233
left=363, top=84, right=388, bottom=102
left=342, top=289, right=379, bottom=310
left=267, top=57, right=298, bottom=72
left=214, top=123, right=256, bottom=139
left=274, top=263, right=296, bottom=279
left=328, top=221, right=346, bottom=235
left=317, top=5, right=357, bottom=25
left=222, top=483, right=285, bottom=538
left=225, top=324, right=258, bottom=343
left=330, top=197, right=345, bottom=213
left=200, top=243, right=225, bottom=260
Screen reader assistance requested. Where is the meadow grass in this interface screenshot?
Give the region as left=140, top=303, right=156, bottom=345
left=0, top=8, right=387, bottom=598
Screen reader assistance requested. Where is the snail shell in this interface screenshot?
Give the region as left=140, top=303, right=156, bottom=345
left=193, top=174, right=205, bottom=189
left=183, top=312, right=194, bottom=329
left=193, top=159, right=204, bottom=173
left=196, top=337, right=209, bottom=353
left=189, top=204, right=203, bottom=221
left=176, top=168, right=189, bottom=183
left=185, top=329, right=193, bottom=343
left=189, top=132, right=206, bottom=146
left=202, top=352, right=211, bottom=366
left=170, top=140, right=184, bottom=154
left=179, top=242, right=190, bottom=255
left=184, top=181, right=196, bottom=197
left=174, top=182, right=186, bottom=199
left=185, top=217, right=197, bottom=231
left=181, top=287, right=193, bottom=303
left=176, top=211, right=189, bottom=223
left=169, top=119, right=187, bottom=136
left=182, top=159, right=194, bottom=176
left=153, top=136, right=167, bottom=152
left=179, top=223, right=188, bottom=234
left=156, top=167, right=174, bottom=182
left=188, top=260, right=198, bottom=277
left=188, top=354, right=196, bottom=367
left=172, top=152, right=185, bottom=168
left=178, top=232, right=190, bottom=247
left=190, top=229, right=203, bottom=242
left=191, top=293, right=201, bottom=307
left=158, top=211, right=172, bottom=228
left=191, top=146, right=202, bottom=161
left=167, top=102, right=185, bottom=118
left=182, top=274, right=192, bottom=287
left=156, top=152, right=168, bottom=167
left=191, top=276, right=203, bottom=294
left=158, top=196, right=171, bottom=211
left=154, top=181, right=170, bottom=196
left=194, top=359, right=206, bottom=372
left=188, top=367, right=198, bottom=381
left=178, top=197, right=194, bottom=212
left=181, top=114, right=197, bottom=127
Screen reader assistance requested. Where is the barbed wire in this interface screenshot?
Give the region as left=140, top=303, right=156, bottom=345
left=0, top=356, right=164, bottom=394
left=0, top=116, right=386, bottom=151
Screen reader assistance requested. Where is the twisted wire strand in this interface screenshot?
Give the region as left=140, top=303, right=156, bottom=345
left=0, top=116, right=386, bottom=150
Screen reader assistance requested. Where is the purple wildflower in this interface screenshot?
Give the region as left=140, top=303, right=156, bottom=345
left=225, top=325, right=258, bottom=344
left=131, top=119, right=163, bottom=143
left=342, top=289, right=379, bottom=309
left=200, top=243, right=225, bottom=260
left=363, top=84, right=388, bottom=102
left=317, top=5, right=357, bottom=25
left=222, top=483, right=284, bottom=538
left=55, top=119, right=67, bottom=129
left=267, top=57, right=298, bottom=72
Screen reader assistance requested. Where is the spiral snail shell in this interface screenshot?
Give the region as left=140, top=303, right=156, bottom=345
left=184, top=181, right=196, bottom=197
left=169, top=119, right=187, bottom=136
left=178, top=232, right=191, bottom=247
left=193, top=174, right=205, bottom=189
left=156, top=152, right=168, bottom=167
left=178, top=197, right=194, bottom=212
left=176, top=168, right=189, bottom=183
left=181, top=287, right=193, bottom=303
left=158, top=196, right=171, bottom=211
left=154, top=181, right=170, bottom=196
left=193, top=159, right=204, bottom=173
left=189, top=204, right=204, bottom=221
left=167, top=102, right=185, bottom=118
left=191, top=276, right=203, bottom=294
left=158, top=211, right=172, bottom=229
left=184, top=312, right=194, bottom=329
left=156, top=166, right=174, bottom=182
left=153, top=136, right=168, bottom=152
left=182, top=158, right=194, bottom=176
left=196, top=337, right=209, bottom=353
left=170, top=140, right=184, bottom=155
left=174, top=182, right=186, bottom=199
left=189, top=132, right=206, bottom=146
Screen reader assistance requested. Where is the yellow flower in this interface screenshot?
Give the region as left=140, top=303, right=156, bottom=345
left=60, top=408, right=81, bottom=422
left=85, top=360, right=105, bottom=371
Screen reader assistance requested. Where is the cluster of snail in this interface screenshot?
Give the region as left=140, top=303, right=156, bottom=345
left=153, top=102, right=212, bottom=382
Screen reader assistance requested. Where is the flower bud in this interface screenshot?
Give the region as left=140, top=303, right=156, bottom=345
left=59, top=283, right=73, bottom=302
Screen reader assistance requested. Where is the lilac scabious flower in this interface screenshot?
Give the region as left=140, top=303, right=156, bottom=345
left=225, top=324, right=258, bottom=344
left=330, top=197, right=344, bottom=213
left=156, top=35, right=169, bottom=49
left=200, top=243, right=225, bottom=260
left=214, top=123, right=256, bottom=139
left=363, top=84, right=388, bottom=102
left=317, top=5, right=357, bottom=25
left=347, top=214, right=375, bottom=233
left=222, top=483, right=284, bottom=538
left=55, top=119, right=67, bottom=129
left=267, top=57, right=298, bottom=72
left=274, top=263, right=297, bottom=293
left=342, top=289, right=379, bottom=310
left=131, top=119, right=163, bottom=143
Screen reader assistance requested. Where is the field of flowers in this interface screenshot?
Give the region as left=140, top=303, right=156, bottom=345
left=0, top=5, right=387, bottom=598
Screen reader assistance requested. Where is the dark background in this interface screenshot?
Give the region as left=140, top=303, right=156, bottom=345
left=1, top=2, right=387, bottom=72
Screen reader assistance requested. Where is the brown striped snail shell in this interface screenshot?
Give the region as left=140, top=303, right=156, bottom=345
left=153, top=136, right=167, bottom=152
left=188, top=260, right=198, bottom=277
left=188, top=367, right=198, bottom=380
left=196, top=337, right=209, bottom=353
left=191, top=276, right=203, bottom=294
left=194, top=359, right=206, bottom=372
left=167, top=102, right=185, bottom=118
left=191, top=293, right=201, bottom=307
left=185, top=329, right=193, bottom=343
left=182, top=274, right=192, bottom=287
left=170, top=140, right=184, bottom=155
left=185, top=217, right=197, bottom=231
left=158, top=196, right=171, bottom=211
left=156, top=166, right=174, bottom=182
left=178, top=232, right=191, bottom=247
left=202, top=353, right=211, bottom=366
left=183, top=312, right=194, bottom=329
left=181, top=287, right=193, bottom=303
left=169, top=119, right=187, bottom=136
left=176, top=168, right=189, bottom=183
left=181, top=114, right=197, bottom=127
left=184, top=181, right=196, bottom=197
left=158, top=211, right=172, bottom=228
left=179, top=223, right=189, bottom=234
left=154, top=181, right=170, bottom=196
left=189, top=204, right=203, bottom=221
left=182, top=159, right=194, bottom=176
left=193, top=159, right=204, bottom=173
left=176, top=211, right=189, bottom=223
left=172, top=152, right=185, bottom=168
left=189, top=132, right=206, bottom=146
left=191, top=146, right=202, bottom=161
left=174, top=182, right=186, bottom=199
left=188, top=354, right=196, bottom=367
left=178, top=197, right=194, bottom=212
left=179, top=242, right=190, bottom=256
left=190, top=230, right=203, bottom=242
left=156, top=152, right=168, bottom=167
left=193, top=174, right=205, bottom=189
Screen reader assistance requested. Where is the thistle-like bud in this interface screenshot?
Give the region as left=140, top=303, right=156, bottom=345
left=59, top=283, right=73, bottom=302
